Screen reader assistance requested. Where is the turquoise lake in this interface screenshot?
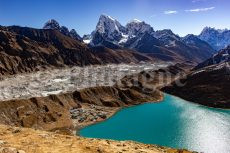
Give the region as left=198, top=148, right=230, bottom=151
left=80, top=94, right=230, bottom=153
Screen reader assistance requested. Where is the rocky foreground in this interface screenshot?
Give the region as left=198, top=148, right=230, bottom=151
left=0, top=124, right=194, bottom=153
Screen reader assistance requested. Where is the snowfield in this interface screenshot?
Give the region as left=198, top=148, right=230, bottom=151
left=0, top=63, right=169, bottom=101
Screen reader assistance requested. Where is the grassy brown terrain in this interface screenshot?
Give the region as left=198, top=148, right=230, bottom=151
left=0, top=124, right=194, bottom=153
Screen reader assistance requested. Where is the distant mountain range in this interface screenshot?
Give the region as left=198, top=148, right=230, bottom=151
left=1, top=14, right=230, bottom=76
left=41, top=15, right=230, bottom=53
left=81, top=15, right=215, bottom=63
left=198, top=27, right=230, bottom=51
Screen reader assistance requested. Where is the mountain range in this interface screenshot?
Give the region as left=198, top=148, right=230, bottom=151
left=82, top=15, right=216, bottom=63
left=41, top=15, right=230, bottom=63
left=0, top=25, right=153, bottom=75
left=1, top=14, right=230, bottom=76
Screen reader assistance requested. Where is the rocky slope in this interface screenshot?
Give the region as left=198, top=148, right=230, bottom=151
left=199, top=27, right=230, bottom=50
left=0, top=84, right=162, bottom=133
left=162, top=62, right=230, bottom=108
left=0, top=124, right=194, bottom=153
left=0, top=26, right=100, bottom=75
left=195, top=45, right=230, bottom=69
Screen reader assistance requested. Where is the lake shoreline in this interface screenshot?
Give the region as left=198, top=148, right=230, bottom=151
left=79, top=94, right=230, bottom=153
left=77, top=92, right=230, bottom=136
left=75, top=93, right=164, bottom=136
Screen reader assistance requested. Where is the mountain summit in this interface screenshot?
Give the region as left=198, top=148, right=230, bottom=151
left=89, top=14, right=126, bottom=46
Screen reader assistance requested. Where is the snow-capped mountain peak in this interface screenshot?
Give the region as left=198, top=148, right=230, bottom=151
left=86, top=15, right=155, bottom=46
left=96, top=14, right=125, bottom=34
left=89, top=14, right=126, bottom=46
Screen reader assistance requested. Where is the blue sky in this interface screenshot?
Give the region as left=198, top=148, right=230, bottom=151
left=0, top=0, right=229, bottom=36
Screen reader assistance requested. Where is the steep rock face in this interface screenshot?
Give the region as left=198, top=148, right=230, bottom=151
left=163, top=62, right=230, bottom=108
left=124, top=32, right=162, bottom=52
left=199, top=27, right=230, bottom=50
left=89, top=15, right=126, bottom=47
left=157, top=31, right=215, bottom=62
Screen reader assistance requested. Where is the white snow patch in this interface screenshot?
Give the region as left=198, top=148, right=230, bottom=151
left=83, top=39, right=91, bottom=44
left=119, top=34, right=129, bottom=44
left=129, top=19, right=142, bottom=23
